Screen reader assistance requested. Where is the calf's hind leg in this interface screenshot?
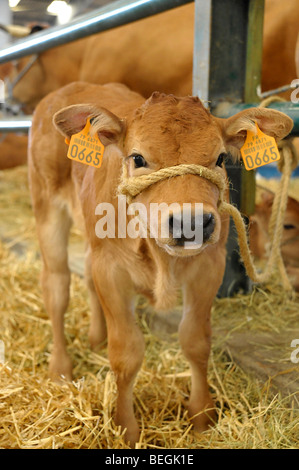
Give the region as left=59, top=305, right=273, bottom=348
left=35, top=199, right=73, bottom=382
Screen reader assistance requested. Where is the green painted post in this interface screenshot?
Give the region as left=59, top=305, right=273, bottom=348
left=242, top=0, right=265, bottom=216
left=193, top=0, right=266, bottom=296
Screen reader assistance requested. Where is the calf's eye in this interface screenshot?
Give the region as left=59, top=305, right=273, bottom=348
left=283, top=224, right=295, bottom=230
left=131, top=154, right=147, bottom=168
left=216, top=153, right=226, bottom=167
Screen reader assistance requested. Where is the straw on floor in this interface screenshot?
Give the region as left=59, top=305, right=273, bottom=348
left=0, top=166, right=298, bottom=449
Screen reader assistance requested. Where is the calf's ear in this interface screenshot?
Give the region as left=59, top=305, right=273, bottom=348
left=217, top=107, right=293, bottom=159
left=53, top=104, right=125, bottom=146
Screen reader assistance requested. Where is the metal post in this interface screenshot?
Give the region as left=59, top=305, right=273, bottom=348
left=192, top=0, right=212, bottom=105
left=193, top=0, right=265, bottom=297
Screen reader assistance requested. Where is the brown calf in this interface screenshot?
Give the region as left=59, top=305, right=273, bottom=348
left=250, top=191, right=299, bottom=290
left=0, top=133, right=28, bottom=169
left=28, top=82, right=292, bottom=445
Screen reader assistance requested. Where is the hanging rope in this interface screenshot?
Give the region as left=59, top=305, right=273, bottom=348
left=257, top=97, right=299, bottom=290
left=118, top=100, right=298, bottom=292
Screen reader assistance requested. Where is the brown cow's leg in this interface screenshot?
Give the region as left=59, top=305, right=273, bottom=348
left=179, top=261, right=224, bottom=433
left=179, top=290, right=215, bottom=432
left=85, top=246, right=107, bottom=349
left=92, top=258, right=145, bottom=447
left=109, top=315, right=145, bottom=447
left=36, top=201, right=73, bottom=382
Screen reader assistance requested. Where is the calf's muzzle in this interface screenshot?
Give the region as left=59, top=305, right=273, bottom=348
left=169, top=211, right=215, bottom=246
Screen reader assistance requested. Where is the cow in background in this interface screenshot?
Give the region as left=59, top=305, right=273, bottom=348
left=1, top=0, right=299, bottom=113
left=262, top=0, right=299, bottom=98
left=0, top=133, right=27, bottom=169
left=0, top=0, right=298, bottom=170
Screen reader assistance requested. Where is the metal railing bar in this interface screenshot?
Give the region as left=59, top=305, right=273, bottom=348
left=0, top=115, right=32, bottom=132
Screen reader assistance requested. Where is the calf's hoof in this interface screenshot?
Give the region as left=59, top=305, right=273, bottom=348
left=49, top=352, right=73, bottom=383
left=115, top=415, right=140, bottom=448
left=188, top=403, right=217, bottom=433
left=123, top=425, right=140, bottom=449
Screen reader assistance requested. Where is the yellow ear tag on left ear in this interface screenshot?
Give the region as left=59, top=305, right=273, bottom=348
left=240, top=122, right=280, bottom=171
left=66, top=118, right=104, bottom=168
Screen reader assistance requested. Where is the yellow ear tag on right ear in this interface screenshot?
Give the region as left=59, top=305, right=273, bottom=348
left=240, top=122, right=280, bottom=171
left=66, top=118, right=104, bottom=168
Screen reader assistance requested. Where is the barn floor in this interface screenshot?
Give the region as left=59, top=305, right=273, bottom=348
left=0, top=165, right=298, bottom=449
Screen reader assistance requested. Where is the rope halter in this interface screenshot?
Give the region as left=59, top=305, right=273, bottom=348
left=118, top=162, right=228, bottom=207
left=117, top=148, right=295, bottom=292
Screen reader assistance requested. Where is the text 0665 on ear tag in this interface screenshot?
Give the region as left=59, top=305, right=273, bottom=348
left=66, top=118, right=104, bottom=169
left=240, top=122, right=280, bottom=171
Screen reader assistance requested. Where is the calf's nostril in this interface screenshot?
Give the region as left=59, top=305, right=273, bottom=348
left=203, top=213, right=212, bottom=227
left=168, top=215, right=174, bottom=232
left=202, top=213, right=215, bottom=242
left=168, top=212, right=215, bottom=246
left=168, top=214, right=184, bottom=239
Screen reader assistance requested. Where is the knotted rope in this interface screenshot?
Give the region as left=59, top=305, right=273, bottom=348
left=118, top=163, right=227, bottom=205
left=118, top=100, right=298, bottom=291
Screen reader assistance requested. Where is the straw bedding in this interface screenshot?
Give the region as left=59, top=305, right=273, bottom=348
left=0, top=166, right=298, bottom=449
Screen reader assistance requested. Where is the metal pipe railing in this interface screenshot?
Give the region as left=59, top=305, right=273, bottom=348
left=0, top=115, right=32, bottom=132
left=0, top=0, right=193, bottom=63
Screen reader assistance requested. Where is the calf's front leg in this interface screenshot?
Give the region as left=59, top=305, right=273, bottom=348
left=92, top=255, right=145, bottom=447
left=179, top=255, right=225, bottom=432
left=85, top=246, right=107, bottom=350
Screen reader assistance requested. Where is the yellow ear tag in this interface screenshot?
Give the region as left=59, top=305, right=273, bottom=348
left=66, top=118, right=104, bottom=168
left=240, top=122, right=280, bottom=171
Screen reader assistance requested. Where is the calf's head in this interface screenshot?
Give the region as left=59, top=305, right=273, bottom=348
left=54, top=93, right=292, bottom=256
